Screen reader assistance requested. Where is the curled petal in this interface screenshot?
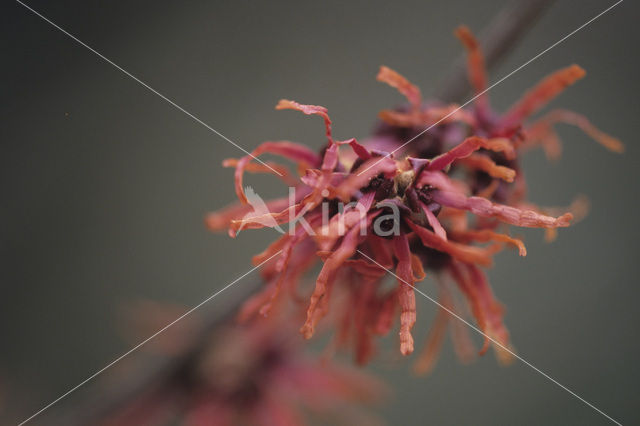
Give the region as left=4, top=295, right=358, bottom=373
left=501, top=65, right=586, bottom=127
left=455, top=25, right=487, bottom=92
left=411, top=254, right=426, bottom=281
left=422, top=104, right=478, bottom=126
left=428, top=136, right=516, bottom=171
left=232, top=141, right=320, bottom=203
left=457, top=153, right=516, bottom=182
left=449, top=229, right=527, bottom=256
left=377, top=109, right=419, bottom=127
left=455, top=25, right=489, bottom=112
left=466, top=263, right=514, bottom=364
left=433, top=190, right=572, bottom=228
left=448, top=262, right=490, bottom=353
left=206, top=196, right=290, bottom=232
left=448, top=262, right=515, bottom=364
left=337, top=138, right=372, bottom=161
left=252, top=233, right=292, bottom=266
left=301, top=213, right=378, bottom=339
left=258, top=254, right=294, bottom=316
left=544, top=195, right=590, bottom=224
left=229, top=185, right=319, bottom=235
left=528, top=109, right=624, bottom=155
left=321, top=142, right=340, bottom=171
left=276, top=99, right=333, bottom=144
left=259, top=216, right=322, bottom=316
left=406, top=219, right=496, bottom=266
left=394, top=233, right=417, bottom=356
left=223, top=158, right=297, bottom=185
left=230, top=202, right=302, bottom=234
left=300, top=169, right=347, bottom=188
left=316, top=191, right=376, bottom=251
left=420, top=201, right=448, bottom=241
left=376, top=66, right=422, bottom=110
left=378, top=104, right=476, bottom=128
left=523, top=196, right=589, bottom=242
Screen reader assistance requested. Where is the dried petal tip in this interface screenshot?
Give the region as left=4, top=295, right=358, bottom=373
left=276, top=99, right=333, bottom=143
left=458, top=154, right=516, bottom=182
left=455, top=25, right=489, bottom=112
left=502, top=65, right=586, bottom=126
left=556, top=212, right=574, bottom=227
left=276, top=99, right=329, bottom=116
left=454, top=25, right=478, bottom=49
left=566, top=64, right=586, bottom=80
left=530, top=109, right=625, bottom=154
left=376, top=66, right=422, bottom=110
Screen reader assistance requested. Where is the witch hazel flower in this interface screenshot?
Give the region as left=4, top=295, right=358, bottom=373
left=105, top=315, right=384, bottom=426
left=375, top=26, right=623, bottom=205
left=207, top=25, right=622, bottom=369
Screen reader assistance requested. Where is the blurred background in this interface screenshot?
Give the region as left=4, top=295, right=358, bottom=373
left=1, top=0, right=638, bottom=424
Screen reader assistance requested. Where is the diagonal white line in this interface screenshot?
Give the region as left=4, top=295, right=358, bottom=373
left=358, top=0, right=623, bottom=176
left=17, top=250, right=282, bottom=426
left=15, top=0, right=283, bottom=177
left=356, top=249, right=622, bottom=425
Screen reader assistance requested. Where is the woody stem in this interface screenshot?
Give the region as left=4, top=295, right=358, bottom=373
left=434, top=0, right=555, bottom=103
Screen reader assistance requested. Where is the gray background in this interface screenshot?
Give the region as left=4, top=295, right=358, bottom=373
left=2, top=0, right=638, bottom=424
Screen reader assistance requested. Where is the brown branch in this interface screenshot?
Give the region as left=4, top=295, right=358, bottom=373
left=435, top=0, right=555, bottom=103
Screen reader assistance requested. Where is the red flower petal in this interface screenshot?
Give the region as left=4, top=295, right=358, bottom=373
left=276, top=99, right=333, bottom=144
left=376, top=66, right=422, bottom=110
left=501, top=65, right=586, bottom=127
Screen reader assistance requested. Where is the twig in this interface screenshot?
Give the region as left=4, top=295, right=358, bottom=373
left=435, top=0, right=555, bottom=103
left=44, top=279, right=262, bottom=425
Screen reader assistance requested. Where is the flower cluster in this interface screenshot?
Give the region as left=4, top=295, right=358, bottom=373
left=106, top=312, right=384, bottom=426
left=207, top=26, right=622, bottom=370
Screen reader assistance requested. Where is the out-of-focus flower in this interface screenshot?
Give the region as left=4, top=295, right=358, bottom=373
left=207, top=26, right=622, bottom=370
left=105, top=309, right=385, bottom=426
